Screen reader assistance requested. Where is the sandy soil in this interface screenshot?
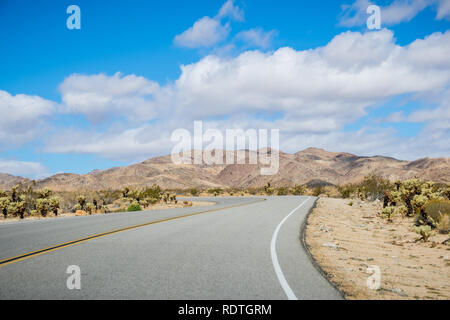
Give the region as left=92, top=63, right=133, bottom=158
left=0, top=200, right=215, bottom=223
left=305, top=197, right=450, bottom=300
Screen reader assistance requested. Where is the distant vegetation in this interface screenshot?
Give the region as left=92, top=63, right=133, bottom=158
left=1, top=175, right=448, bottom=241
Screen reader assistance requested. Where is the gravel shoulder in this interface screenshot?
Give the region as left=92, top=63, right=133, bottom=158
left=305, top=197, right=450, bottom=300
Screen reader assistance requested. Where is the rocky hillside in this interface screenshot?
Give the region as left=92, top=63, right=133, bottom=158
left=0, top=148, right=449, bottom=191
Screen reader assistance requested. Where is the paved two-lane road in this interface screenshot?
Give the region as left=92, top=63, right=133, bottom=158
left=0, top=196, right=342, bottom=299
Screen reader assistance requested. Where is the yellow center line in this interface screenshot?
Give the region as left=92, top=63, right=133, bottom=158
left=0, top=198, right=265, bottom=268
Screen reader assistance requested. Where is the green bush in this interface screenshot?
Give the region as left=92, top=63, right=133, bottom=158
left=276, top=187, right=289, bottom=196
left=422, top=199, right=450, bottom=231
left=127, top=202, right=142, bottom=212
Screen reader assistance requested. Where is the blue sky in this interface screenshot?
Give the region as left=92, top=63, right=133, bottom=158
left=0, top=0, right=449, bottom=178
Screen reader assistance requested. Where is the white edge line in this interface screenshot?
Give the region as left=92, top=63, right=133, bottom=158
left=270, top=197, right=310, bottom=300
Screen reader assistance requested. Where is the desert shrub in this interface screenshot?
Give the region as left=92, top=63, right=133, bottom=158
left=442, top=186, right=450, bottom=200
left=143, top=185, right=162, bottom=200
left=208, top=188, right=223, bottom=195
left=312, top=186, right=324, bottom=197
left=422, top=199, right=450, bottom=232
left=291, top=185, right=305, bottom=196
left=438, top=215, right=450, bottom=234
left=357, top=174, right=392, bottom=201
left=276, top=187, right=289, bottom=196
left=189, top=188, right=199, bottom=196
left=127, top=202, right=142, bottom=212
left=338, top=185, right=355, bottom=199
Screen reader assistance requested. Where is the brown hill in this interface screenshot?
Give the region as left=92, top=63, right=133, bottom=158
left=0, top=148, right=449, bottom=191
left=0, top=173, right=30, bottom=190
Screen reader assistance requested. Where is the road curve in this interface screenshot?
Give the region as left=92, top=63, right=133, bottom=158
left=0, top=196, right=342, bottom=299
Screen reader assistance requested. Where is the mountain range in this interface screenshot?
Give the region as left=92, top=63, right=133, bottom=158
left=1, top=148, right=449, bottom=191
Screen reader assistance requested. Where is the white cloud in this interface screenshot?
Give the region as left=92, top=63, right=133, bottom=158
left=436, top=0, right=450, bottom=19
left=235, top=28, right=277, bottom=49
left=44, top=29, right=450, bottom=160
left=0, top=90, right=55, bottom=147
left=339, top=0, right=450, bottom=27
left=217, top=0, right=245, bottom=21
left=173, top=1, right=245, bottom=49
left=45, top=124, right=175, bottom=162
left=0, top=159, right=49, bottom=179
left=174, top=17, right=230, bottom=48
left=59, top=72, right=165, bottom=123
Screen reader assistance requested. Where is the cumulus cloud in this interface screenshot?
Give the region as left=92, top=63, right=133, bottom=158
left=339, top=0, right=450, bottom=27
left=42, top=29, right=450, bottom=161
left=0, top=90, right=55, bottom=147
left=174, top=17, right=230, bottom=48
left=0, top=159, right=49, bottom=179
left=59, top=72, right=165, bottom=123
left=174, top=0, right=244, bottom=49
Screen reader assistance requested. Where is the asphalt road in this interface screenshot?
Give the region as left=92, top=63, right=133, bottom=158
left=0, top=196, right=342, bottom=300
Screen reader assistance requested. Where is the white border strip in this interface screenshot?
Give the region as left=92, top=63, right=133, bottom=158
left=270, top=197, right=310, bottom=300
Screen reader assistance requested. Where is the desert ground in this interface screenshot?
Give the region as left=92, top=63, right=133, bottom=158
left=305, top=197, right=450, bottom=300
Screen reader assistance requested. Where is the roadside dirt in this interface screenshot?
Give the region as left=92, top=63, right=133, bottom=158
left=305, top=197, right=450, bottom=300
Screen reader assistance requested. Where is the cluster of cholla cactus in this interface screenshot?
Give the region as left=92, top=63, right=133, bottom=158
left=381, top=179, right=449, bottom=240
left=35, top=188, right=60, bottom=217
left=162, top=192, right=177, bottom=204
left=0, top=185, right=60, bottom=219
left=120, top=185, right=175, bottom=209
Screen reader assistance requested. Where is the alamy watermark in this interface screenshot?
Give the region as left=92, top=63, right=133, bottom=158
left=367, top=5, right=381, bottom=30
left=366, top=265, right=381, bottom=290
left=171, top=121, right=280, bottom=175
left=66, top=5, right=81, bottom=30
left=66, top=265, right=81, bottom=289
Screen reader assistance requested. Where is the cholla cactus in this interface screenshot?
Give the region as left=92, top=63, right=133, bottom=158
left=49, top=197, right=60, bottom=216
left=77, top=196, right=86, bottom=210
left=0, top=197, right=10, bottom=219
left=38, top=187, right=52, bottom=199
left=7, top=201, right=26, bottom=219
left=399, top=179, right=423, bottom=216
left=36, top=198, right=50, bottom=217
left=413, top=225, right=433, bottom=242
left=85, top=203, right=96, bottom=215
left=381, top=207, right=396, bottom=222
